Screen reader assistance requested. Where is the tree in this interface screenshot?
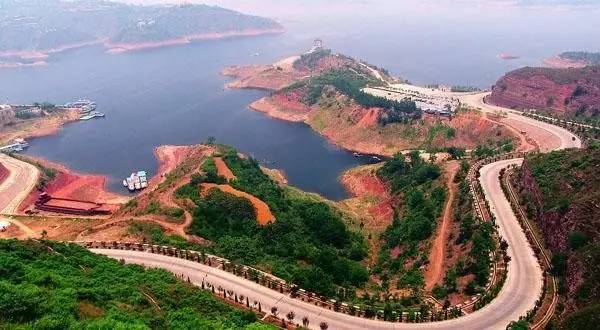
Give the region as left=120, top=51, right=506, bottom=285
left=270, top=306, right=279, bottom=318
left=302, top=316, right=310, bottom=327
left=320, top=321, right=329, bottom=330
left=286, top=311, right=295, bottom=323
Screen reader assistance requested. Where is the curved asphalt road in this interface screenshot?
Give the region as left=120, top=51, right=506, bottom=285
left=0, top=153, right=40, bottom=237
left=0, top=92, right=581, bottom=329
left=0, top=154, right=39, bottom=214
left=94, top=94, right=582, bottom=329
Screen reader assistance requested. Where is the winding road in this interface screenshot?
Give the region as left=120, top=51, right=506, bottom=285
left=0, top=92, right=582, bottom=329
left=0, top=153, right=40, bottom=238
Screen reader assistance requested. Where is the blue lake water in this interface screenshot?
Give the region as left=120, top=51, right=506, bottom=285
left=1, top=2, right=598, bottom=200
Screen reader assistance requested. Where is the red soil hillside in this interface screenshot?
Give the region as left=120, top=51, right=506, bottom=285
left=489, top=66, right=600, bottom=117
left=214, top=157, right=236, bottom=181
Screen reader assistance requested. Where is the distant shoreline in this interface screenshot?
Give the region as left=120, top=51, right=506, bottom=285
left=0, top=28, right=285, bottom=68
left=105, top=28, right=285, bottom=54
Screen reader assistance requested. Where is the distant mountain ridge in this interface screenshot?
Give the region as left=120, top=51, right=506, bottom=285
left=0, top=0, right=282, bottom=54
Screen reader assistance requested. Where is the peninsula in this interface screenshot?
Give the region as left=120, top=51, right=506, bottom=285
left=223, top=47, right=515, bottom=156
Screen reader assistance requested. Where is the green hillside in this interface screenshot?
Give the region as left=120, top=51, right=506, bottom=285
left=0, top=0, right=281, bottom=52
left=0, top=239, right=272, bottom=329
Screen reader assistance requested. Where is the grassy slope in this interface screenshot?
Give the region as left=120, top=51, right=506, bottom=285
left=0, top=239, right=271, bottom=329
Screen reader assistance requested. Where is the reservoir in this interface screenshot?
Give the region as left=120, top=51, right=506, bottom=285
left=4, top=37, right=376, bottom=200
left=1, top=2, right=598, bottom=200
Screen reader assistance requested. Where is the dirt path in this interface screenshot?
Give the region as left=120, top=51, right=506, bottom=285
left=214, top=157, right=236, bottom=181
left=425, top=160, right=459, bottom=291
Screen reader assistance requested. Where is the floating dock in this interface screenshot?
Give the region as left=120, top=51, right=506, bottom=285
left=80, top=111, right=105, bottom=120
left=0, top=138, right=29, bottom=153
left=123, top=171, right=148, bottom=192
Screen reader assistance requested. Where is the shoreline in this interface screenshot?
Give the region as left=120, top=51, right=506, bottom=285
left=0, top=109, right=81, bottom=146
left=15, top=154, right=129, bottom=215
left=106, top=28, right=285, bottom=54
left=0, top=28, right=285, bottom=68
left=542, top=55, right=588, bottom=69
left=224, top=53, right=518, bottom=158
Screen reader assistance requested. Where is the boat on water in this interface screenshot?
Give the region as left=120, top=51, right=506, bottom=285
left=353, top=152, right=362, bottom=157
left=499, top=53, right=520, bottom=60
left=0, top=138, right=30, bottom=154
left=79, top=111, right=105, bottom=120
left=124, top=171, right=148, bottom=192
left=66, top=99, right=96, bottom=108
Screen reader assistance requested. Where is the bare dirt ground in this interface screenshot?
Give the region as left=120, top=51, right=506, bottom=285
left=425, top=161, right=459, bottom=291
left=542, top=56, right=588, bottom=69
left=17, top=156, right=128, bottom=216
left=249, top=96, right=312, bottom=122
left=214, top=157, right=236, bottom=181
left=221, top=55, right=305, bottom=91
left=200, top=183, right=275, bottom=226
left=339, top=163, right=395, bottom=266
left=105, top=144, right=216, bottom=244
left=148, top=145, right=195, bottom=188
left=3, top=145, right=216, bottom=244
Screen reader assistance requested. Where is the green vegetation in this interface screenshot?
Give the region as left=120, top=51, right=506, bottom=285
left=471, top=138, right=514, bottom=159
left=433, top=161, right=496, bottom=299
left=455, top=162, right=496, bottom=289
left=526, top=148, right=599, bottom=212
left=375, top=152, right=445, bottom=293
left=0, top=239, right=271, bottom=329
left=200, top=157, right=228, bottom=184
left=142, top=201, right=185, bottom=221
left=517, top=148, right=600, bottom=328
left=288, top=69, right=420, bottom=125
left=128, top=221, right=195, bottom=249
left=0, top=1, right=281, bottom=52
left=190, top=189, right=257, bottom=239
left=560, top=51, right=600, bottom=66
left=422, top=122, right=456, bottom=149
left=293, top=48, right=332, bottom=70
left=183, top=147, right=369, bottom=298
left=450, top=86, right=481, bottom=93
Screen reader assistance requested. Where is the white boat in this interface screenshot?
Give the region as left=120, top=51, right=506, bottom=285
left=123, top=170, right=149, bottom=191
